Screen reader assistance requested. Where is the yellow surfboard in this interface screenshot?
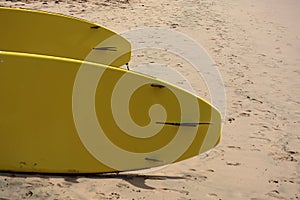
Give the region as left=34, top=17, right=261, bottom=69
left=0, top=7, right=131, bottom=67
left=0, top=51, right=221, bottom=173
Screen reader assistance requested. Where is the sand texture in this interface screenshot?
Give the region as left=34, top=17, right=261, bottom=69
left=0, top=0, right=299, bottom=199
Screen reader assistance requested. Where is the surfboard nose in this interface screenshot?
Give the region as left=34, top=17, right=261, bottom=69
left=73, top=63, right=222, bottom=170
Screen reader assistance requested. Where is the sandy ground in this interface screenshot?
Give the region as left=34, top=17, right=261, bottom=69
left=0, top=0, right=299, bottom=199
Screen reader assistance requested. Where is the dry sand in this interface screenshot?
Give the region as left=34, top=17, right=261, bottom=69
left=0, top=0, right=299, bottom=199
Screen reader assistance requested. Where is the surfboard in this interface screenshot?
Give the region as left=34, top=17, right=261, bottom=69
left=0, top=7, right=131, bottom=67
left=0, top=51, right=221, bottom=173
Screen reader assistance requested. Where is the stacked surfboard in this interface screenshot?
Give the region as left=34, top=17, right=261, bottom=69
left=0, top=7, right=222, bottom=173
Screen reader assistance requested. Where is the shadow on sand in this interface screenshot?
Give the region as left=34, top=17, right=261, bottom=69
left=0, top=171, right=186, bottom=190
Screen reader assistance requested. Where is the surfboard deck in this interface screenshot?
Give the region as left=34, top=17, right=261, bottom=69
left=0, top=6, right=131, bottom=67
left=0, top=51, right=221, bottom=173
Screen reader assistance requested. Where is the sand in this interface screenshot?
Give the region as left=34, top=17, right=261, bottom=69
left=0, top=0, right=299, bottom=199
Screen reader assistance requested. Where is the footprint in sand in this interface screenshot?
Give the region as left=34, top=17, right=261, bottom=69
left=249, top=136, right=271, bottom=143
left=207, top=193, right=222, bottom=200
left=161, top=187, right=189, bottom=196
left=226, top=162, right=241, bottom=166
left=227, top=145, right=241, bottom=150
left=183, top=173, right=208, bottom=182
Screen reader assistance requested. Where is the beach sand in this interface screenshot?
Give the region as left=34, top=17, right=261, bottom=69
left=0, top=0, right=299, bottom=199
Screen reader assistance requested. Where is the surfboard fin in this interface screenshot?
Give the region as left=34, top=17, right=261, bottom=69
left=145, top=157, right=163, bottom=162
left=150, top=83, right=165, bottom=88
left=156, top=122, right=212, bottom=127
left=93, top=47, right=117, bottom=51
left=90, top=25, right=101, bottom=29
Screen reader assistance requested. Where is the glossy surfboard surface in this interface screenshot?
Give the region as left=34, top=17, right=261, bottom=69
left=0, top=51, right=221, bottom=173
left=0, top=7, right=131, bottom=67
